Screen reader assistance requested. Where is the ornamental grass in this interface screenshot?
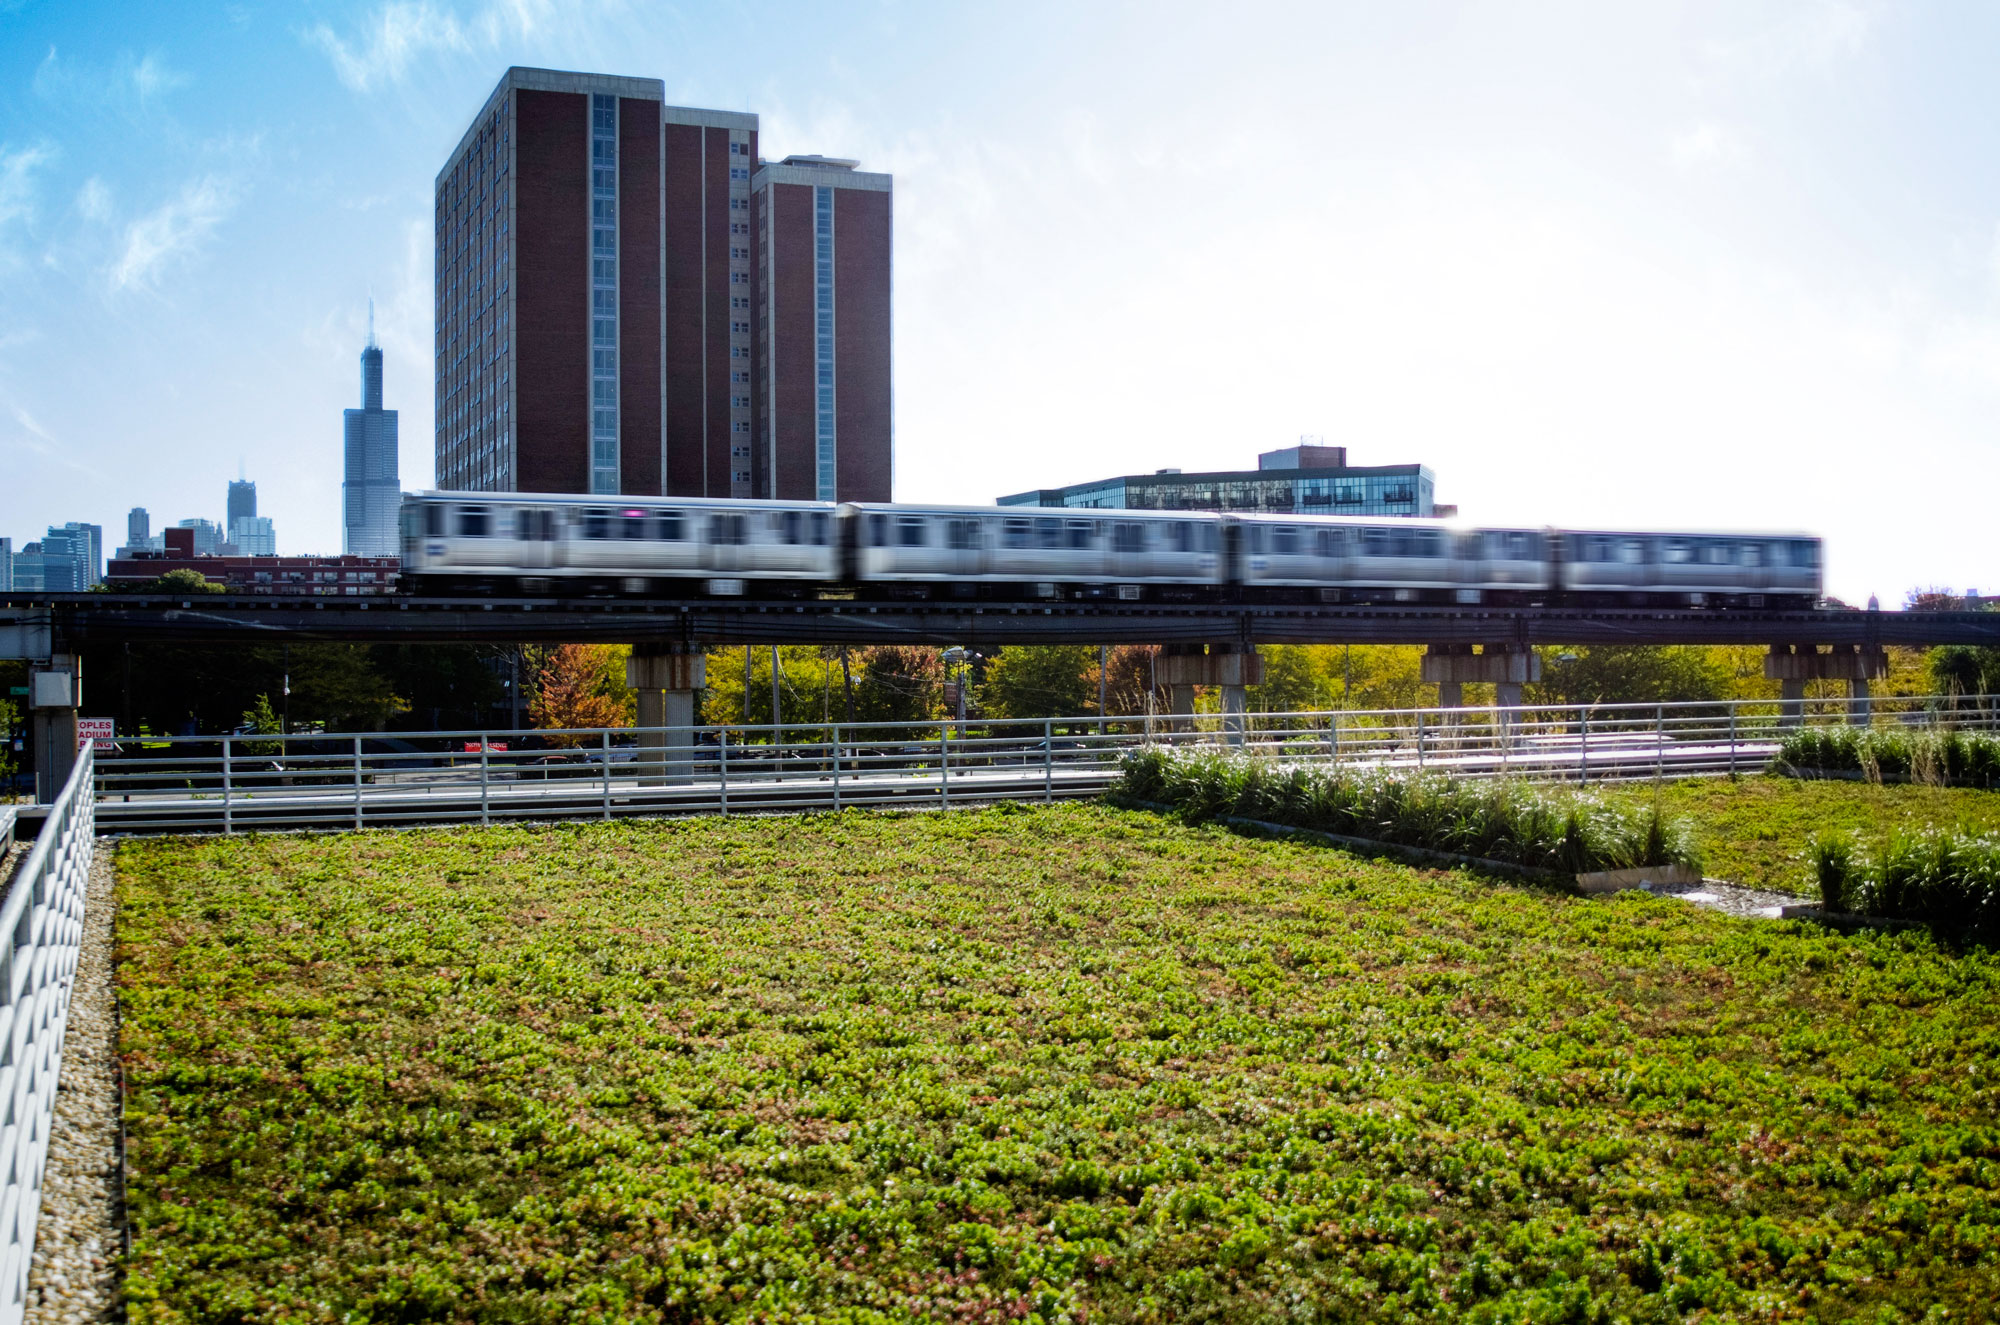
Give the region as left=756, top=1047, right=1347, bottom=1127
left=1777, top=725, right=2000, bottom=789
left=1118, top=746, right=1699, bottom=877
left=1809, top=829, right=2000, bottom=943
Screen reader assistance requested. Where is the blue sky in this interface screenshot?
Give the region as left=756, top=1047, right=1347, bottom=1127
left=1, top=0, right=1995, bottom=603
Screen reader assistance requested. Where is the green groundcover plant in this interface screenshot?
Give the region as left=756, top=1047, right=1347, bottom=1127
left=1776, top=725, right=2000, bottom=790
left=1119, top=747, right=1698, bottom=877
left=117, top=807, right=2000, bottom=1322
left=1810, top=828, right=2000, bottom=943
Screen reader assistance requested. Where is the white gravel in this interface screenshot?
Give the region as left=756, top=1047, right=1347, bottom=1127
left=1638, top=875, right=1807, bottom=920
left=23, top=841, right=121, bottom=1324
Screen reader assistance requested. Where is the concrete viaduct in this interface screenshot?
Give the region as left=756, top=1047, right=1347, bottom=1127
left=5, top=591, right=1996, bottom=800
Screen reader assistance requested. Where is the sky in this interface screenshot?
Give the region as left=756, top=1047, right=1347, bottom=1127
left=0, top=0, right=1996, bottom=604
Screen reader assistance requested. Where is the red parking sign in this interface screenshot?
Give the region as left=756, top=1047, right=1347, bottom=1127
left=76, top=718, right=116, bottom=751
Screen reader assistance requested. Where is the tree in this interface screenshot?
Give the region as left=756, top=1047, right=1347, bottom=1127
left=979, top=646, right=1096, bottom=720
left=370, top=644, right=509, bottom=730
left=1101, top=645, right=1165, bottom=715
left=851, top=646, right=944, bottom=725
left=136, top=568, right=225, bottom=595
left=702, top=646, right=851, bottom=730
left=527, top=644, right=631, bottom=741
left=238, top=694, right=283, bottom=757
left=1529, top=646, right=1731, bottom=706
left=1249, top=645, right=1324, bottom=715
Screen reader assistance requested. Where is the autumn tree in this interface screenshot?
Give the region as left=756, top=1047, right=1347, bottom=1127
left=978, top=646, right=1097, bottom=720
left=527, top=644, right=632, bottom=742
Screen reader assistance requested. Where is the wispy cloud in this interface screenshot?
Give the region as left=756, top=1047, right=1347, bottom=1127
left=305, top=0, right=571, bottom=91
left=75, top=177, right=112, bottom=223
left=34, top=46, right=191, bottom=107
left=109, top=176, right=237, bottom=291
left=1668, top=121, right=1750, bottom=170
left=0, top=142, right=56, bottom=268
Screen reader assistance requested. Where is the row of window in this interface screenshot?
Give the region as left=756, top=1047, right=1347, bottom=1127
left=1574, top=537, right=1818, bottom=568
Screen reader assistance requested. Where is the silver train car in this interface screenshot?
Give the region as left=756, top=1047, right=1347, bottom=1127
left=399, top=491, right=1822, bottom=608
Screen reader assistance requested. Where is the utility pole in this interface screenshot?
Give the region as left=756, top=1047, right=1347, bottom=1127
left=1099, top=644, right=1109, bottom=719
left=770, top=646, right=782, bottom=747
left=744, top=645, right=754, bottom=729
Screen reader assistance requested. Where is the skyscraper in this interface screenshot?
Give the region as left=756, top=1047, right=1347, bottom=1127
left=41, top=522, right=102, bottom=591
left=435, top=67, right=892, bottom=502
left=175, top=518, right=222, bottom=556
left=227, top=479, right=256, bottom=529
left=0, top=538, right=11, bottom=592
left=753, top=156, right=893, bottom=502
left=128, top=508, right=149, bottom=545
left=344, top=328, right=401, bottom=556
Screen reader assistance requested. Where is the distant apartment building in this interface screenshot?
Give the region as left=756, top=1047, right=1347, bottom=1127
left=434, top=66, right=891, bottom=502
left=1000, top=445, right=1451, bottom=518
left=344, top=333, right=401, bottom=556
left=108, top=551, right=400, bottom=595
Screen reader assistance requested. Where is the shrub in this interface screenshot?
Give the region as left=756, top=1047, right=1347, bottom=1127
left=1776, top=726, right=2000, bottom=789
left=1119, top=747, right=1699, bottom=876
left=1805, top=829, right=2000, bottom=943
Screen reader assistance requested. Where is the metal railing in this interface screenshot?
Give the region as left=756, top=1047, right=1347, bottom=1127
left=0, top=745, right=93, bottom=1324
left=88, top=694, right=2000, bottom=835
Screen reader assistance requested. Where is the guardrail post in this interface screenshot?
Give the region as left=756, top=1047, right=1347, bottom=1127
left=479, top=734, right=490, bottom=826
left=1656, top=704, right=1665, bottom=782
left=940, top=725, right=951, bottom=807
left=719, top=730, right=729, bottom=816
left=353, top=735, right=363, bottom=830
left=1329, top=712, right=1339, bottom=767
left=1416, top=710, right=1425, bottom=772
left=222, top=733, right=233, bottom=835
left=601, top=729, right=612, bottom=820
left=1728, top=702, right=1738, bottom=777
left=1578, top=710, right=1589, bottom=787
left=831, top=726, right=841, bottom=812
left=1044, top=719, right=1054, bottom=803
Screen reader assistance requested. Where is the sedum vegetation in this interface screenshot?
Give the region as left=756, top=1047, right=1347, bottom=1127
left=1119, top=747, right=1699, bottom=876
left=117, top=805, right=2000, bottom=1322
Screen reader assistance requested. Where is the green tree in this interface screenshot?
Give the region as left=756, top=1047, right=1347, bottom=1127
left=238, top=693, right=283, bottom=756
left=979, top=646, right=1096, bottom=720
left=136, top=568, right=225, bottom=594
left=1929, top=645, right=2000, bottom=700
left=1249, top=646, right=1324, bottom=715
left=702, top=646, right=852, bottom=730
left=1529, top=646, right=1732, bottom=706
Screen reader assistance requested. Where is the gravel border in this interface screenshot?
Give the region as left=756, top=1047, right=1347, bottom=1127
left=24, top=842, right=121, bottom=1324
left=1639, top=876, right=1805, bottom=920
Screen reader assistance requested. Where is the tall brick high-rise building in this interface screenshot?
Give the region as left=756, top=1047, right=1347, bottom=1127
left=434, top=67, right=891, bottom=501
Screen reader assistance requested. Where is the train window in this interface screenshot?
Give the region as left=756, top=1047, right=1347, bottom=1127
left=1112, top=523, right=1145, bottom=553
left=869, top=514, right=889, bottom=547
left=514, top=510, right=533, bottom=541
left=1619, top=539, right=1648, bottom=565
left=1272, top=526, right=1299, bottom=556
left=620, top=509, right=648, bottom=540
left=657, top=510, right=684, bottom=541
left=780, top=511, right=802, bottom=545
left=584, top=509, right=611, bottom=540
left=457, top=506, right=490, bottom=538
left=811, top=512, right=829, bottom=546
left=1165, top=523, right=1192, bottom=554
left=1789, top=541, right=1819, bottom=568
left=424, top=504, right=444, bottom=538
left=1361, top=527, right=1391, bottom=557
left=948, top=519, right=980, bottom=551
left=897, top=516, right=928, bottom=548
left=1245, top=526, right=1267, bottom=556
left=1066, top=520, right=1095, bottom=549
left=1035, top=518, right=1062, bottom=550
left=1003, top=519, right=1031, bottom=550
left=1415, top=530, right=1443, bottom=558
left=709, top=514, right=745, bottom=545
left=1201, top=524, right=1219, bottom=553
left=1663, top=539, right=1692, bottom=564
left=1315, top=528, right=1342, bottom=558
left=1740, top=543, right=1763, bottom=568
left=1698, top=542, right=1729, bottom=565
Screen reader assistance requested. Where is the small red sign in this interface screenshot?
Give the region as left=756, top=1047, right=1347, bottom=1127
left=462, top=741, right=510, bottom=753
left=77, top=718, right=116, bottom=751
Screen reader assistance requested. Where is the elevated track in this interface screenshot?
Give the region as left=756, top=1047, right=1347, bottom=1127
left=3, top=592, right=1996, bottom=651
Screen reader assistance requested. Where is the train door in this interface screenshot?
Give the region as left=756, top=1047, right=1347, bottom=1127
left=706, top=511, right=748, bottom=572
left=512, top=508, right=555, bottom=570
left=1109, top=520, right=1149, bottom=580
left=942, top=517, right=982, bottom=577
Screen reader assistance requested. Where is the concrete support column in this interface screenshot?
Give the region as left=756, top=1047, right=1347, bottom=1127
left=1778, top=678, right=1807, bottom=729
left=1436, top=680, right=1463, bottom=710
left=29, top=655, right=80, bottom=804
left=1764, top=645, right=1886, bottom=730
left=626, top=645, right=705, bottom=785
left=1421, top=645, right=1540, bottom=710
left=1157, top=644, right=1263, bottom=744
left=1495, top=681, right=1524, bottom=711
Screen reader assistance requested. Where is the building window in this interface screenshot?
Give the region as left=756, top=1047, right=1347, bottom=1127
left=813, top=186, right=836, bottom=501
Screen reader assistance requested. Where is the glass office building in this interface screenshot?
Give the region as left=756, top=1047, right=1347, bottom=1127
left=999, top=445, right=1446, bottom=517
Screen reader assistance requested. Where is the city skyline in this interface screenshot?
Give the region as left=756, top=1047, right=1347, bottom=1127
left=1, top=4, right=1999, bottom=601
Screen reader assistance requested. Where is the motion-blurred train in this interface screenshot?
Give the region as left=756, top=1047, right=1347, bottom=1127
left=398, top=491, right=1823, bottom=608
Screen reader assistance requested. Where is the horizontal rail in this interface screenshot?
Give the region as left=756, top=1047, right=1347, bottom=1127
left=88, top=695, right=2000, bottom=834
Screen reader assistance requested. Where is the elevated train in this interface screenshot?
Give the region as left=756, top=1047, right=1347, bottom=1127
left=399, top=491, right=1822, bottom=608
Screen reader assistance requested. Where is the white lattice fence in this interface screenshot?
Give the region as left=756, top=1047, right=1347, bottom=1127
left=0, top=747, right=93, bottom=1324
